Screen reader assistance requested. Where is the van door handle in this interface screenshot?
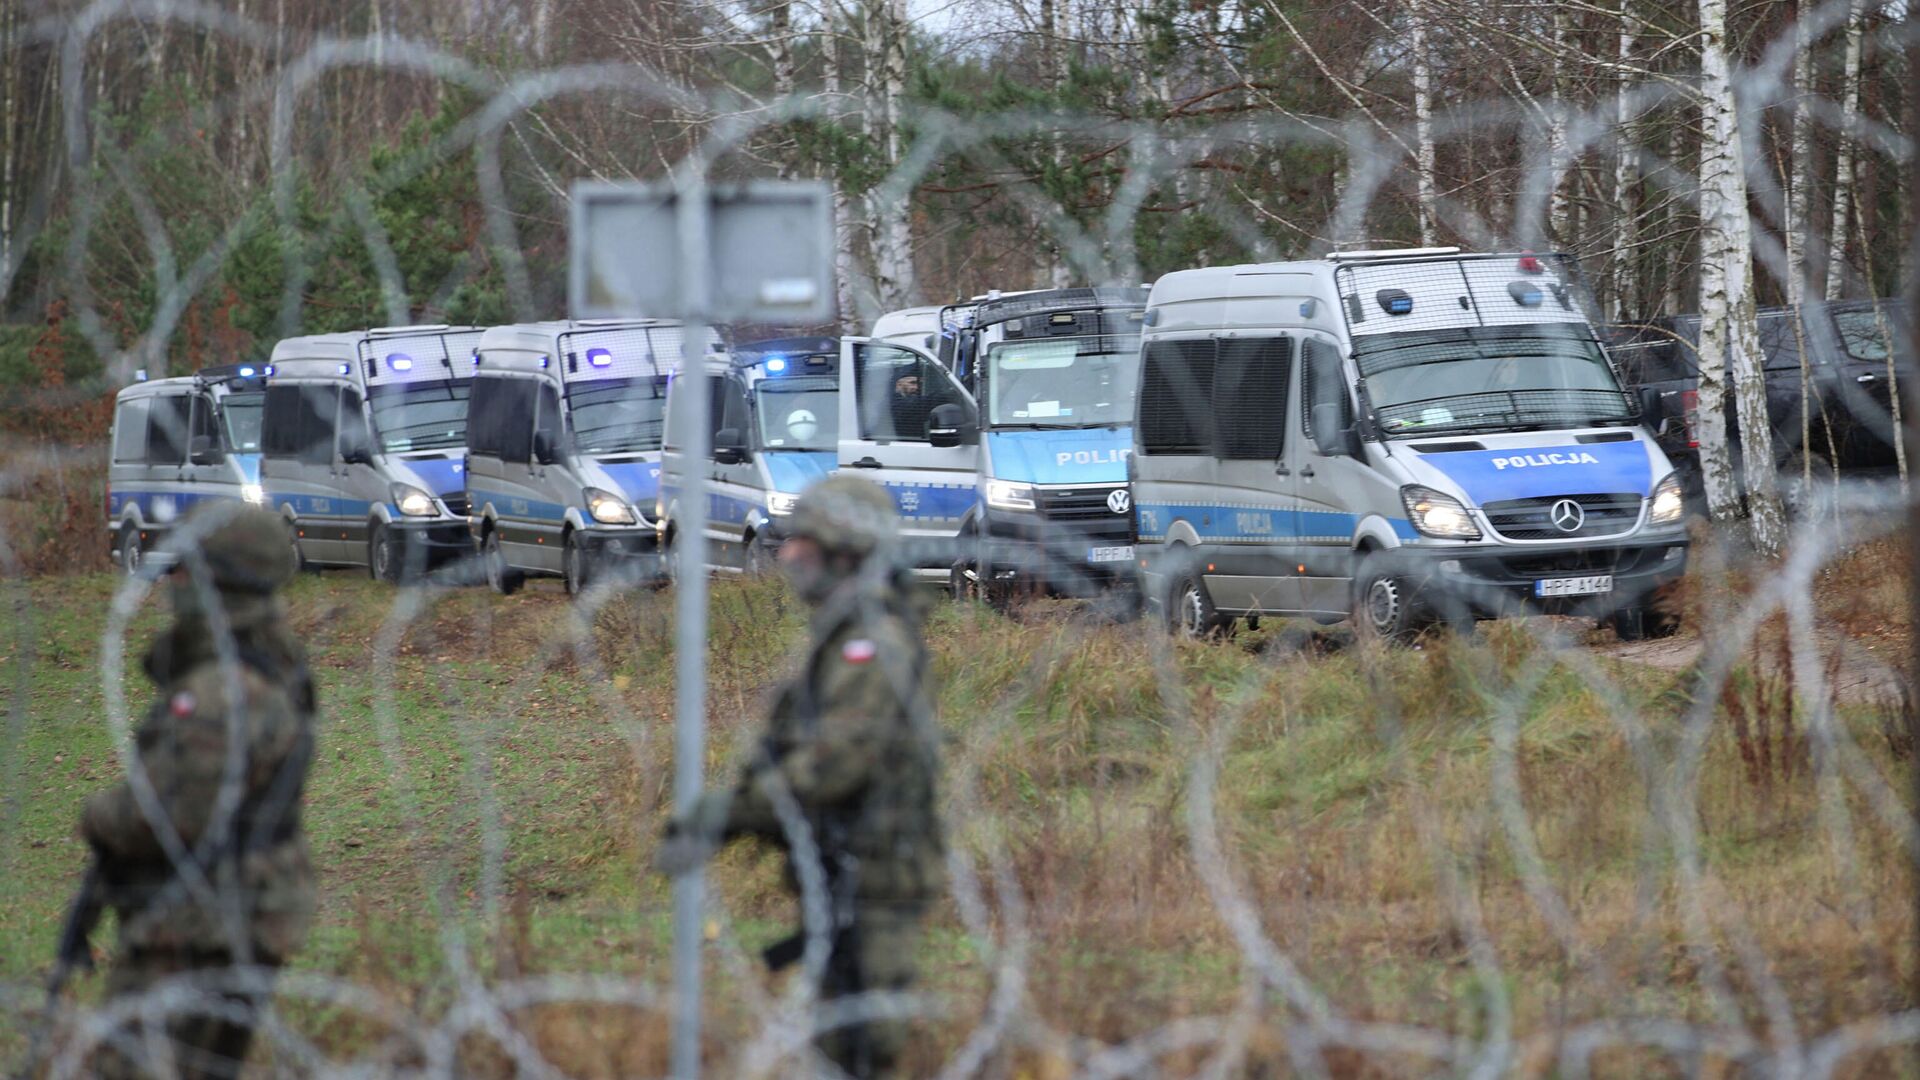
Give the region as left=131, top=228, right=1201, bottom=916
left=1300, top=465, right=1317, bottom=479
left=1274, top=465, right=1291, bottom=477
left=1858, top=373, right=1879, bottom=383
left=850, top=457, right=883, bottom=469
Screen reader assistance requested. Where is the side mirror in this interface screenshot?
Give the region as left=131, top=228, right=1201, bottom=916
left=189, top=435, right=224, bottom=465
left=340, top=440, right=374, bottom=466
left=533, top=430, right=559, bottom=465
left=1637, top=386, right=1665, bottom=427
left=927, top=403, right=974, bottom=448
left=1311, top=402, right=1351, bottom=457
left=713, top=427, right=749, bottom=465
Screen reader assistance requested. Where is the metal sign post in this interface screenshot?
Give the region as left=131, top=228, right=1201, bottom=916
left=570, top=178, right=833, bottom=1079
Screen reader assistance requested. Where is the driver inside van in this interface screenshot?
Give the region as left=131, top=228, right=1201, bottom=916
left=785, top=408, right=819, bottom=444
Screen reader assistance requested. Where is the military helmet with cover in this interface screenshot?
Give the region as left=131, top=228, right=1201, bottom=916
left=176, top=503, right=299, bottom=593
left=787, top=475, right=899, bottom=556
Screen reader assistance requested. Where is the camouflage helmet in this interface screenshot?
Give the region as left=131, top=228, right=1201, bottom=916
left=787, top=475, right=899, bottom=557
left=176, top=504, right=298, bottom=593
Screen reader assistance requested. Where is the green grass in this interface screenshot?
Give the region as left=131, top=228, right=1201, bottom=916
left=1, top=571, right=1913, bottom=1076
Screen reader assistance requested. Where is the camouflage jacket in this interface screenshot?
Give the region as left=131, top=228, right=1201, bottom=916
left=80, top=616, right=316, bottom=961
left=724, top=578, right=946, bottom=904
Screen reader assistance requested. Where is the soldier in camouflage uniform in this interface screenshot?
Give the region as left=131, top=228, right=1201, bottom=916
left=659, top=474, right=945, bottom=1079
left=80, top=504, right=317, bottom=1079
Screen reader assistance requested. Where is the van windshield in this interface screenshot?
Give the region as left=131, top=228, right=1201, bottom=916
left=221, top=391, right=264, bottom=452
left=369, top=380, right=470, bottom=452
left=1355, top=324, right=1635, bottom=436
left=570, top=377, right=669, bottom=455
left=984, top=336, right=1139, bottom=428
left=756, top=376, right=838, bottom=451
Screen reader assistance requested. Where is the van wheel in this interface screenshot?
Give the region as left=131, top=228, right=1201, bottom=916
left=484, top=530, right=521, bottom=596
left=1608, top=602, right=1680, bottom=642
left=563, top=530, right=592, bottom=596
left=1167, top=568, right=1229, bottom=639
left=369, top=522, right=400, bottom=584
left=286, top=521, right=308, bottom=573
left=117, top=523, right=143, bottom=577
left=745, top=533, right=774, bottom=576
left=1352, top=557, right=1427, bottom=645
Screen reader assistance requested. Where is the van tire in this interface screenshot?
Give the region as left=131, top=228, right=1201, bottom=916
left=1167, top=567, right=1229, bottom=639
left=745, top=532, right=774, bottom=576
left=117, top=523, right=143, bottom=577
left=484, top=529, right=521, bottom=596
left=1352, top=556, right=1427, bottom=645
left=286, top=521, right=308, bottom=573
left=1608, top=602, right=1680, bottom=642
left=369, top=522, right=400, bottom=584
left=563, top=530, right=591, bottom=596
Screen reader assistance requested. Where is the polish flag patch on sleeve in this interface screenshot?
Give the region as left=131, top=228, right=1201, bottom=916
left=841, top=639, right=878, bottom=664
left=169, top=692, right=197, bottom=717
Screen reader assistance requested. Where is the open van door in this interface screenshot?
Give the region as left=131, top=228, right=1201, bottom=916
left=837, top=337, right=978, bottom=572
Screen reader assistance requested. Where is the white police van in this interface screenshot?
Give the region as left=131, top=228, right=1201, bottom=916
left=107, top=364, right=270, bottom=575
left=870, top=306, right=943, bottom=352
left=465, top=319, right=723, bottom=595
left=260, top=325, right=482, bottom=582
left=659, top=337, right=840, bottom=573
left=941, top=288, right=1149, bottom=601
left=1131, top=249, right=1690, bottom=640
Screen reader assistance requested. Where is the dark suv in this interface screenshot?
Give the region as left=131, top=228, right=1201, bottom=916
left=1605, top=298, right=1910, bottom=506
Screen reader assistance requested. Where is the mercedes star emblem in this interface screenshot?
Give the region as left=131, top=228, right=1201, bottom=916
left=1549, top=498, right=1585, bottom=533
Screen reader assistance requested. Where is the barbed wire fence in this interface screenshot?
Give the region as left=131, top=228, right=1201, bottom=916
left=2, top=0, right=1918, bottom=1075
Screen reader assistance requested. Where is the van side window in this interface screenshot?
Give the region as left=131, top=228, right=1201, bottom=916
left=113, top=400, right=150, bottom=463
left=338, top=391, right=370, bottom=458
left=1138, top=339, right=1215, bottom=455
left=296, top=387, right=340, bottom=465
left=854, top=344, right=970, bottom=442
left=534, top=384, right=562, bottom=456
left=1300, top=339, right=1351, bottom=444
left=1213, top=338, right=1292, bottom=459
left=145, top=394, right=191, bottom=465
left=467, top=375, right=505, bottom=455
left=497, top=380, right=537, bottom=464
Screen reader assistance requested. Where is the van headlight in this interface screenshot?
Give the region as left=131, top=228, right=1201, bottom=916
left=985, top=479, right=1036, bottom=512
left=1400, top=485, right=1481, bottom=540
left=390, top=483, right=437, bottom=518
left=766, top=492, right=800, bottom=516
left=586, top=487, right=636, bottom=525
left=241, top=483, right=265, bottom=506
left=1648, top=472, right=1686, bottom=525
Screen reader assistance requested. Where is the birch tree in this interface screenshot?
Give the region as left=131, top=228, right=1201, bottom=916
left=1410, top=0, right=1438, bottom=247
left=1609, top=9, right=1638, bottom=318
left=1823, top=0, right=1865, bottom=300
left=1696, top=0, right=1786, bottom=554
left=864, top=0, right=917, bottom=309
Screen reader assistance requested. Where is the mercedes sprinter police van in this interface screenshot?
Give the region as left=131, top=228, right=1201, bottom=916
left=465, top=319, right=724, bottom=595
left=260, top=325, right=482, bottom=582
left=1131, top=249, right=1689, bottom=641
left=944, top=288, right=1149, bottom=600
left=659, top=337, right=840, bottom=572
left=107, top=364, right=270, bottom=575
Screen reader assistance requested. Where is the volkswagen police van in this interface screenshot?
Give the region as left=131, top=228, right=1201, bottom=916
left=942, top=288, right=1149, bottom=601
left=259, top=325, right=482, bottom=582
left=1130, top=249, right=1689, bottom=641
left=465, top=319, right=724, bottom=595
left=658, top=337, right=840, bottom=573
left=107, top=364, right=270, bottom=575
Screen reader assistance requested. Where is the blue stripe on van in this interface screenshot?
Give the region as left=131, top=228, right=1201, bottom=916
left=108, top=490, right=241, bottom=520
left=1418, top=441, right=1654, bottom=502
left=468, top=489, right=572, bottom=523
left=880, top=480, right=975, bottom=522
left=268, top=493, right=377, bottom=518
left=1136, top=502, right=1419, bottom=543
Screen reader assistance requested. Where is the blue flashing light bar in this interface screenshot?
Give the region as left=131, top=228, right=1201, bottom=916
left=1507, top=281, right=1544, bottom=307
left=388, top=353, right=414, bottom=372
left=766, top=356, right=788, bottom=373
left=1377, top=289, right=1414, bottom=316
left=238, top=366, right=256, bottom=377
left=337, top=363, right=351, bottom=375
left=587, top=347, right=614, bottom=368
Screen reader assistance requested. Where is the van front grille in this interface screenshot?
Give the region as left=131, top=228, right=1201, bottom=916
left=1036, top=485, right=1133, bottom=541
left=1483, top=492, right=1641, bottom=540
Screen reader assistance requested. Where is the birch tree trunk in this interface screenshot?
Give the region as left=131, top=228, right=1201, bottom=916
left=1, top=0, right=16, bottom=299
left=1410, top=0, right=1438, bottom=247
left=1609, top=12, right=1637, bottom=319
left=1697, top=0, right=1786, bottom=554
left=1824, top=0, right=1866, bottom=300
left=1546, top=3, right=1573, bottom=245
left=1044, top=0, right=1073, bottom=286
left=865, top=0, right=917, bottom=309
left=822, top=18, right=861, bottom=328
left=1785, top=4, right=1814, bottom=307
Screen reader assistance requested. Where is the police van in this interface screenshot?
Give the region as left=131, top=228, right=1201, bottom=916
left=659, top=337, right=840, bottom=573
left=1131, top=249, right=1689, bottom=641
left=465, top=319, right=723, bottom=595
left=259, top=325, right=482, bottom=582
left=107, top=364, right=271, bottom=575
left=870, top=306, right=943, bottom=352
left=942, top=288, right=1148, bottom=600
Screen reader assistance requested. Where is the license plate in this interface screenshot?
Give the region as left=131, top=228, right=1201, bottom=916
left=1535, top=574, right=1613, bottom=598
left=1088, top=545, right=1135, bottom=564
